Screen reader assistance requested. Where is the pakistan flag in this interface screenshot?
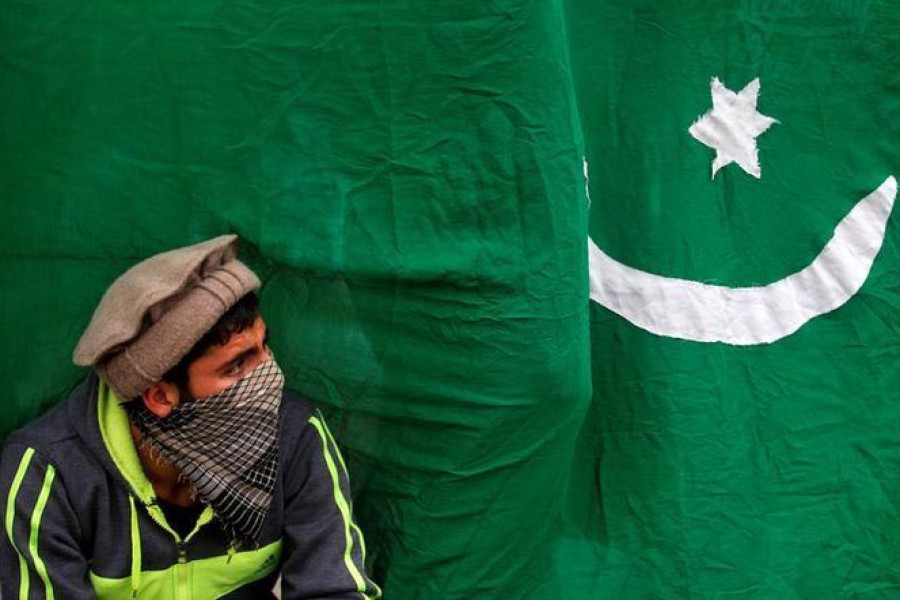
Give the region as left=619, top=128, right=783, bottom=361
left=564, top=1, right=900, bottom=598
left=1, top=0, right=899, bottom=598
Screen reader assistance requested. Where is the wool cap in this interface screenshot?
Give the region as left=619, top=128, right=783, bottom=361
left=73, top=234, right=260, bottom=400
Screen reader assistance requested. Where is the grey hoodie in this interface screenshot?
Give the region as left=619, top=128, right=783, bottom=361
left=0, top=373, right=381, bottom=599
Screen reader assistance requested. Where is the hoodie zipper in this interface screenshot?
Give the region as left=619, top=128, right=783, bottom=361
left=92, top=380, right=220, bottom=599
left=142, top=500, right=214, bottom=600
left=176, top=540, right=188, bottom=599
left=142, top=502, right=188, bottom=599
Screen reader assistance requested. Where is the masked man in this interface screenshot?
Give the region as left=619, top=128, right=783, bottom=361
left=0, top=235, right=381, bottom=599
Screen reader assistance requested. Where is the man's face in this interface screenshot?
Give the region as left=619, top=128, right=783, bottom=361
left=182, top=316, right=271, bottom=400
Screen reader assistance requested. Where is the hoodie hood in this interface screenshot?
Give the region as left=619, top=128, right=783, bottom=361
left=67, top=373, right=156, bottom=504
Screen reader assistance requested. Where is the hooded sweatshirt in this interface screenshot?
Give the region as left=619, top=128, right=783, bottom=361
left=0, top=374, right=381, bottom=599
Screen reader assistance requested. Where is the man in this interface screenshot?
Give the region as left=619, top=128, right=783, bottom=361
left=0, top=235, right=381, bottom=599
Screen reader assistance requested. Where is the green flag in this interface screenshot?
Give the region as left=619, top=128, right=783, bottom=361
left=0, top=0, right=589, bottom=597
left=563, top=0, right=900, bottom=597
left=3, top=0, right=900, bottom=597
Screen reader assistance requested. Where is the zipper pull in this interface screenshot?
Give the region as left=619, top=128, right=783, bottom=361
left=176, top=541, right=187, bottom=564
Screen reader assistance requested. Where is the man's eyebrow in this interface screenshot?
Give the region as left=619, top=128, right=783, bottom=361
left=220, top=347, right=258, bottom=372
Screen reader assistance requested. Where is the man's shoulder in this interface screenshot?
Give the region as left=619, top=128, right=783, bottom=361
left=278, top=390, right=317, bottom=444
left=5, top=397, right=78, bottom=453
left=3, top=377, right=94, bottom=466
left=278, top=390, right=331, bottom=461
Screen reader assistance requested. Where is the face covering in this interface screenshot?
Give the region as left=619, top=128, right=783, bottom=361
left=128, top=357, right=284, bottom=545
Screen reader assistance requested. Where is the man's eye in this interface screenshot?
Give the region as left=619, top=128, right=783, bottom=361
left=225, top=359, right=244, bottom=376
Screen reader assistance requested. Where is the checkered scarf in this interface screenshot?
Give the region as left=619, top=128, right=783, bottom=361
left=128, top=358, right=283, bottom=545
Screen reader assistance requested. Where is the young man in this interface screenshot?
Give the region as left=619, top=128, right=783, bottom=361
left=0, top=235, right=381, bottom=599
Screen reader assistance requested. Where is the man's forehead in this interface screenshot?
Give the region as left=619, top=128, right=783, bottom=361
left=199, top=317, right=267, bottom=364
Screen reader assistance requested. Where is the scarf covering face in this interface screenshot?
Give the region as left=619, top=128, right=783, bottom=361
left=129, top=357, right=284, bottom=545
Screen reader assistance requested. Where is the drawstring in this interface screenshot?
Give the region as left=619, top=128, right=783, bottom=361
left=128, top=495, right=142, bottom=598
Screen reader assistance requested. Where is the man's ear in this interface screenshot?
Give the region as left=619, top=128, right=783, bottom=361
left=140, top=380, right=181, bottom=418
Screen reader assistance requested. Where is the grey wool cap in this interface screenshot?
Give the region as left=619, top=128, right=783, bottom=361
left=73, top=234, right=260, bottom=400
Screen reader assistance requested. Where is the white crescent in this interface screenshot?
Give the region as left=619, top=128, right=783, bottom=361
left=588, top=176, right=897, bottom=345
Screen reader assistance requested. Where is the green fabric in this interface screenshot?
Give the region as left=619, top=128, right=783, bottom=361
left=89, top=539, right=282, bottom=600
left=2, top=1, right=899, bottom=598
left=563, top=2, right=900, bottom=598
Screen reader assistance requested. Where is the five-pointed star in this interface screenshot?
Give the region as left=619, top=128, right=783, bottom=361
left=689, top=77, right=778, bottom=179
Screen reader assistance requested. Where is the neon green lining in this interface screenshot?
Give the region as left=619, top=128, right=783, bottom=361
left=96, top=380, right=156, bottom=504
left=29, top=465, right=57, bottom=600
left=128, top=495, right=141, bottom=597
left=319, top=416, right=382, bottom=598
left=309, top=415, right=367, bottom=594
left=184, top=505, right=216, bottom=543
left=89, top=539, right=282, bottom=600
left=6, top=448, right=35, bottom=600
left=320, top=417, right=371, bottom=562
left=97, top=380, right=215, bottom=544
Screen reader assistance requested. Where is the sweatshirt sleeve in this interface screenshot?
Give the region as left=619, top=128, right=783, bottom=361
left=280, top=410, right=382, bottom=600
left=0, top=442, right=94, bottom=600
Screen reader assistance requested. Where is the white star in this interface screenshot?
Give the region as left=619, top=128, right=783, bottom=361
left=689, top=77, right=778, bottom=179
